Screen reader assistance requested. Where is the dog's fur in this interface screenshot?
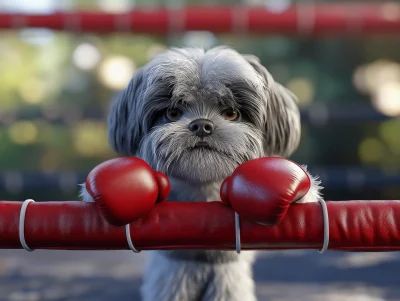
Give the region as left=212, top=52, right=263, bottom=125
left=80, top=46, right=323, bottom=301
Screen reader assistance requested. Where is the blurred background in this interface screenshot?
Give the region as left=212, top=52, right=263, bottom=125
left=0, top=0, right=400, bottom=300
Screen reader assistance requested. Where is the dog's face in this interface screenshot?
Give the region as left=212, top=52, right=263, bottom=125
left=108, top=47, right=300, bottom=184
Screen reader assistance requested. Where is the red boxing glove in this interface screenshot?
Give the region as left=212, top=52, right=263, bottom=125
left=220, top=157, right=310, bottom=226
left=86, top=157, right=170, bottom=226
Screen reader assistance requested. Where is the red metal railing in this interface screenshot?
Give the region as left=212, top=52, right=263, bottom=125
left=0, top=4, right=399, bottom=35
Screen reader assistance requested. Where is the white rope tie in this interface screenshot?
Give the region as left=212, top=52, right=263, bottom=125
left=234, top=200, right=330, bottom=254
left=19, top=199, right=35, bottom=252
left=125, top=224, right=140, bottom=253
left=22, top=199, right=141, bottom=253
left=318, top=198, right=330, bottom=254
left=235, top=212, right=241, bottom=254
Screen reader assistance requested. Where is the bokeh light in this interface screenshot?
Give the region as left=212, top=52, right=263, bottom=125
left=182, top=31, right=217, bottom=49
left=286, top=77, right=315, bottom=106
left=378, top=120, right=400, bottom=154
left=372, top=82, right=400, bottom=117
left=98, top=0, right=133, bottom=12
left=352, top=65, right=368, bottom=95
left=353, top=60, right=400, bottom=95
left=72, top=43, right=102, bottom=71
left=358, top=138, right=384, bottom=164
left=97, top=55, right=135, bottom=90
left=18, top=78, right=47, bottom=104
left=264, top=0, right=292, bottom=13
left=380, top=2, right=400, bottom=21
left=72, top=121, right=112, bottom=157
left=8, top=121, right=39, bottom=145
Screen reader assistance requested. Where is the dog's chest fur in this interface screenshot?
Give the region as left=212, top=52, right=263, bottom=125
left=168, top=178, right=222, bottom=202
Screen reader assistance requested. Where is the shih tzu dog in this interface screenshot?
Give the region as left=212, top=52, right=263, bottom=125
left=81, top=46, right=323, bottom=301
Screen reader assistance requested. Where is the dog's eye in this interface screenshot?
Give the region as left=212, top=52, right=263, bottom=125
left=166, top=108, right=182, bottom=121
left=221, top=109, right=239, bottom=121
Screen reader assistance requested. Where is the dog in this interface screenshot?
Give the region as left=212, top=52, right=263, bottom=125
left=81, top=46, right=323, bottom=301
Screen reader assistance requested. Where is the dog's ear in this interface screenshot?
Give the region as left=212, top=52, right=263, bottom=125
left=107, top=68, right=147, bottom=156
left=243, top=54, right=301, bottom=157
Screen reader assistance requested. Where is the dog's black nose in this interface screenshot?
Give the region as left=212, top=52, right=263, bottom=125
left=188, top=119, right=215, bottom=137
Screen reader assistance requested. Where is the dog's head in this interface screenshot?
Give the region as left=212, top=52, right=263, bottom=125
left=108, top=46, right=300, bottom=184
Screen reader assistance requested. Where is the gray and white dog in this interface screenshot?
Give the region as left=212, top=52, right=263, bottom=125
left=81, top=46, right=323, bottom=301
